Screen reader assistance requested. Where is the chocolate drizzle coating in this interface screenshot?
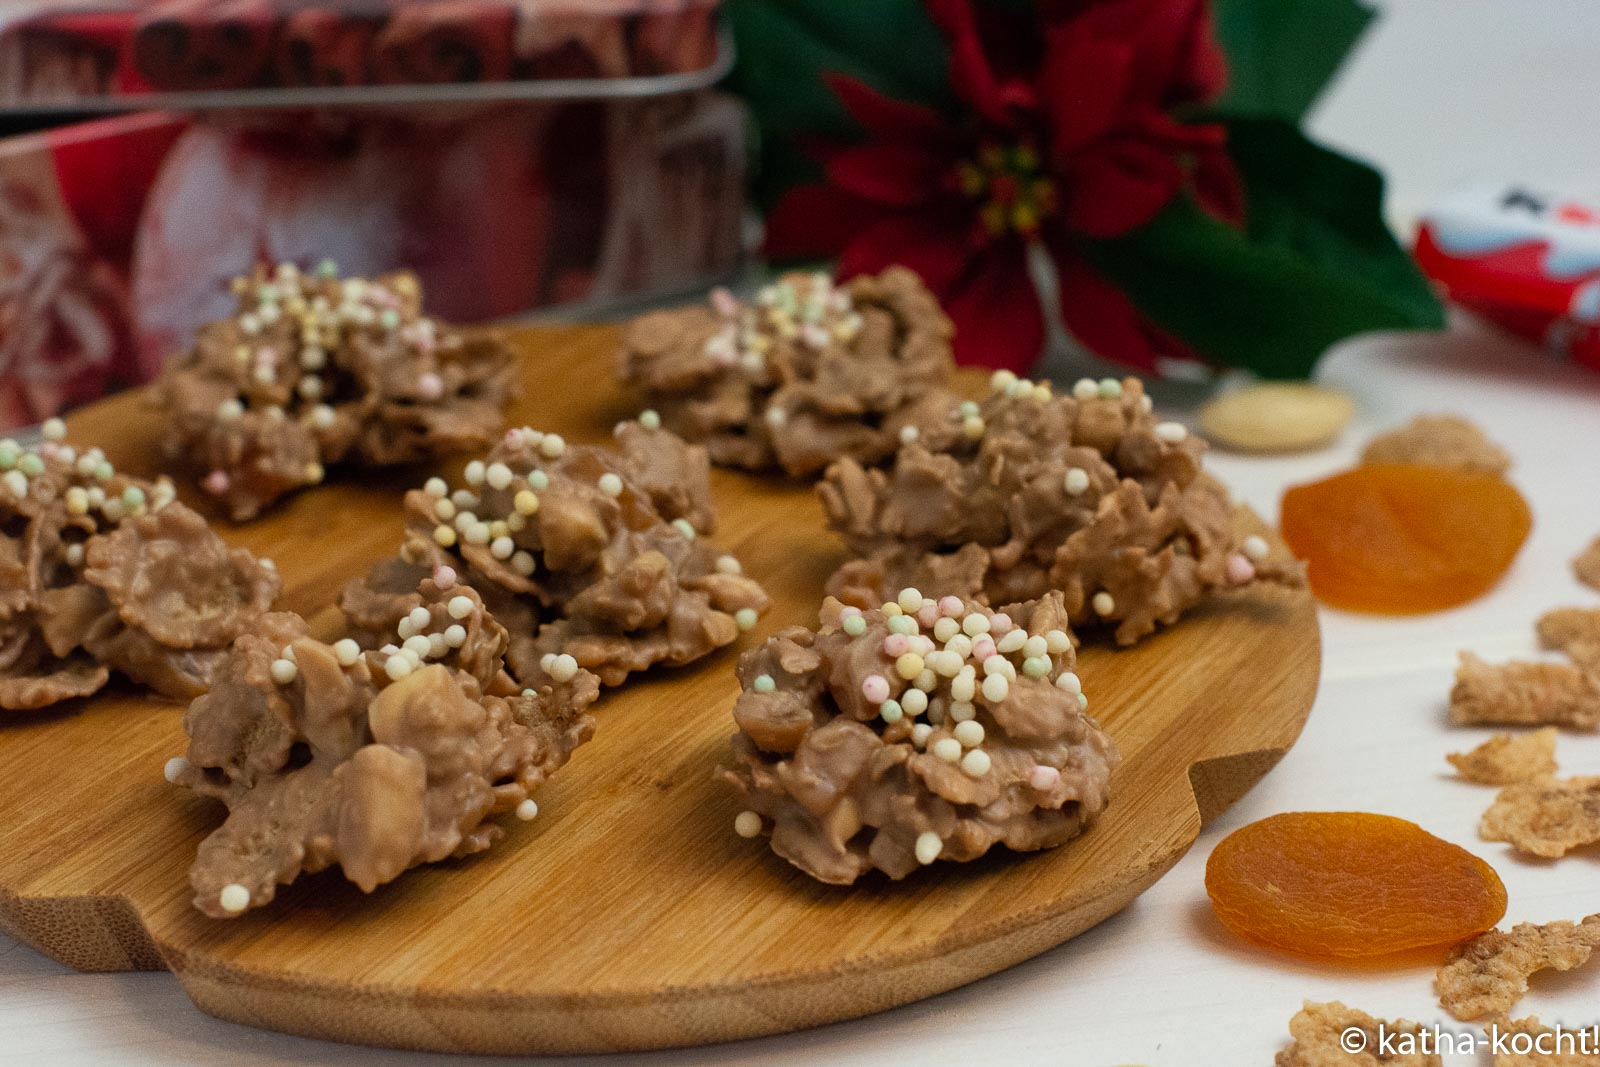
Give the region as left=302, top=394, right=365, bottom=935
left=154, top=263, right=515, bottom=521
left=819, top=376, right=1305, bottom=645
left=721, top=594, right=1117, bottom=884
left=174, top=577, right=598, bottom=918
left=0, top=438, right=279, bottom=711
left=618, top=267, right=955, bottom=476
left=340, top=420, right=770, bottom=687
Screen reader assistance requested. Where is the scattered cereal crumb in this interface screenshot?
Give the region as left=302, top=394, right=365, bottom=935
left=1436, top=914, right=1600, bottom=1020
left=1448, top=729, right=1559, bottom=785
left=1450, top=653, right=1600, bottom=730
left=1574, top=537, right=1600, bottom=592
left=1538, top=607, right=1600, bottom=674
left=1276, top=1001, right=1441, bottom=1066
left=1362, top=413, right=1511, bottom=475
left=1480, top=777, right=1600, bottom=858
left=1489, top=1016, right=1600, bottom=1066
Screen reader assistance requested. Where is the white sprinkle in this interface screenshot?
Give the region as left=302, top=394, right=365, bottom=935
left=1022, top=655, right=1051, bottom=677
left=216, top=398, right=244, bottom=421
left=424, top=477, right=448, bottom=498
left=1023, top=635, right=1048, bottom=659
left=41, top=417, right=66, bottom=441
left=933, top=617, right=959, bottom=643
left=2, top=470, right=27, bottom=497
left=402, top=635, right=432, bottom=658
left=452, top=488, right=479, bottom=508
left=598, top=472, right=624, bottom=497
left=639, top=409, right=661, bottom=430
left=218, top=884, right=251, bottom=914
left=464, top=523, right=491, bottom=546
left=269, top=658, right=298, bottom=685
left=734, top=810, right=762, bottom=838
left=960, top=749, right=992, bottom=777
left=334, top=639, right=361, bottom=666
left=932, top=737, right=962, bottom=763
left=990, top=369, right=1018, bottom=393
left=539, top=434, right=566, bottom=458
left=1097, top=378, right=1123, bottom=398
left=982, top=654, right=1010, bottom=677
left=898, top=425, right=920, bottom=445
left=163, top=756, right=190, bottom=783
left=1154, top=421, right=1188, bottom=443
left=1055, top=671, right=1082, bottom=695
left=443, top=624, right=467, bottom=648
left=516, top=799, right=539, bottom=821
left=948, top=700, right=975, bottom=723
left=407, top=606, right=431, bottom=631
left=981, top=673, right=1010, bottom=703
left=311, top=404, right=336, bottom=429
left=447, top=595, right=474, bottom=619
left=765, top=407, right=787, bottom=428
left=950, top=672, right=976, bottom=703
left=911, top=723, right=933, bottom=748
left=464, top=460, right=486, bottom=485
left=715, top=555, right=742, bottom=576
left=954, top=720, right=984, bottom=747
left=1045, top=629, right=1072, bottom=654
left=549, top=653, right=580, bottom=683
left=1242, top=534, right=1270, bottom=562
left=297, top=376, right=323, bottom=400
left=1092, top=591, right=1116, bottom=616
left=996, top=629, right=1027, bottom=654
left=914, top=831, right=942, bottom=865
left=511, top=550, right=536, bottom=576
left=1064, top=467, right=1090, bottom=495
left=384, top=655, right=413, bottom=681
left=490, top=535, right=515, bottom=560
left=671, top=518, right=697, bottom=540
left=1072, top=378, right=1098, bottom=400
left=901, top=689, right=929, bottom=716
left=735, top=607, right=758, bottom=631
left=961, top=612, right=990, bottom=637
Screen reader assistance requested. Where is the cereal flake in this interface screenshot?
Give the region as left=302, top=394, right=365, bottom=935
left=1490, top=1016, right=1600, bottom=1066
left=1361, top=413, right=1511, bottom=475
left=1480, top=777, right=1600, bottom=858
left=1276, top=1001, right=1442, bottom=1066
left=1448, top=729, right=1559, bottom=786
left=1574, top=537, right=1600, bottom=592
left=1450, top=653, right=1600, bottom=730
left=1437, top=915, right=1600, bottom=1020
left=1537, top=607, right=1600, bottom=674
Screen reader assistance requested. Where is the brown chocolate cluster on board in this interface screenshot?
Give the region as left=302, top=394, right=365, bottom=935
left=171, top=572, right=599, bottom=918
left=341, top=419, right=770, bottom=687
left=820, top=372, right=1305, bottom=645
left=153, top=261, right=516, bottom=521
left=721, top=592, right=1117, bottom=884
left=0, top=426, right=279, bottom=711
left=617, top=267, right=955, bottom=476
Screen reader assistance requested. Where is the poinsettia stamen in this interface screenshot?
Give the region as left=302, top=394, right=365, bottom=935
left=956, top=136, right=1055, bottom=240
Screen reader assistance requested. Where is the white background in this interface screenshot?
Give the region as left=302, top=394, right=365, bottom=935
left=6, top=2, right=1600, bottom=1063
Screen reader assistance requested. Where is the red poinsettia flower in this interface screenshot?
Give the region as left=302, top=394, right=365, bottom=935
left=763, top=0, right=1241, bottom=373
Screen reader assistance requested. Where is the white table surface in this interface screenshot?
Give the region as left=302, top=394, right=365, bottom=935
left=7, top=2, right=1600, bottom=1063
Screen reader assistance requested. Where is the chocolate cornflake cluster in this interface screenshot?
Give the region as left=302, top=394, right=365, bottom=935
left=617, top=266, right=955, bottom=476
left=154, top=260, right=516, bottom=521
left=340, top=419, right=770, bottom=687
left=170, top=571, right=599, bottom=918
left=0, top=422, right=280, bottom=711
left=819, top=372, right=1305, bottom=645
left=721, top=590, right=1118, bottom=884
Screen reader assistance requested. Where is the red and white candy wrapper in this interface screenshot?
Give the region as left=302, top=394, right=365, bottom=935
left=1414, top=185, right=1600, bottom=372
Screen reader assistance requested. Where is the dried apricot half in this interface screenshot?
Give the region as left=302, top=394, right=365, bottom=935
left=1280, top=463, right=1530, bottom=613
left=1205, top=812, right=1507, bottom=959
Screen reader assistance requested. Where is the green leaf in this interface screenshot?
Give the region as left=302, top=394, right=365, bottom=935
left=1209, top=0, right=1374, bottom=122
left=1082, top=119, right=1443, bottom=379
left=724, top=0, right=951, bottom=210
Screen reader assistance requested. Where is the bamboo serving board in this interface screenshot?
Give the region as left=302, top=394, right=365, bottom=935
left=0, top=326, right=1320, bottom=1055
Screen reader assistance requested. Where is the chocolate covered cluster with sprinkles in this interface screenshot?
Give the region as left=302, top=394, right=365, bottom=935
left=340, top=417, right=770, bottom=688
left=171, top=570, right=597, bottom=918
left=154, top=260, right=515, bottom=521
left=820, top=371, right=1305, bottom=645
left=618, top=266, right=955, bottom=476
left=0, top=421, right=279, bottom=710
left=721, top=590, right=1117, bottom=884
